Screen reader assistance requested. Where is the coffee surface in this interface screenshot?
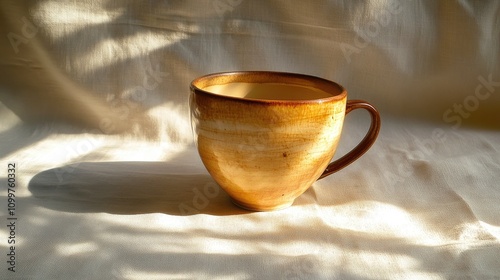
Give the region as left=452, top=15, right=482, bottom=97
left=204, top=82, right=332, bottom=100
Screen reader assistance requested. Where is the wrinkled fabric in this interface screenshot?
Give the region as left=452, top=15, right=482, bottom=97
left=1, top=1, right=499, bottom=279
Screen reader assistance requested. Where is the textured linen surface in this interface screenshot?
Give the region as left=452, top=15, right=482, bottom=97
left=1, top=1, right=500, bottom=279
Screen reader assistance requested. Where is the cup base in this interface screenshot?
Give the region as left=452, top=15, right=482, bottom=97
left=230, top=199, right=294, bottom=212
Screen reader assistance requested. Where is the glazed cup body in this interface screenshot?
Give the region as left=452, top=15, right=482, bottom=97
left=190, top=71, right=379, bottom=211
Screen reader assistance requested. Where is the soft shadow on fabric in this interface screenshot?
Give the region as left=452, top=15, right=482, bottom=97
left=28, top=161, right=249, bottom=216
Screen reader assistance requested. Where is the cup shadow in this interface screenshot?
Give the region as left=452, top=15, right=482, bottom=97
left=28, top=161, right=250, bottom=216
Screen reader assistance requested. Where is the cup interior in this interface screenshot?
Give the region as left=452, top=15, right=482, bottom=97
left=191, top=72, right=346, bottom=102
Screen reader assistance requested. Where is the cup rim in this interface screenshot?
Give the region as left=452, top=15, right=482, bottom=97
left=190, top=71, right=347, bottom=104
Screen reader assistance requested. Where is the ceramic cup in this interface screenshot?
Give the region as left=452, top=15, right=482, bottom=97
left=190, top=71, right=381, bottom=211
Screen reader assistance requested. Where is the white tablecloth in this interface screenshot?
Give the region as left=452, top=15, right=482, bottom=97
left=1, top=1, right=499, bottom=279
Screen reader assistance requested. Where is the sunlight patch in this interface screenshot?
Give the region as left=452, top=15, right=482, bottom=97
left=34, top=1, right=125, bottom=38
left=56, top=242, right=99, bottom=256
left=319, top=200, right=443, bottom=243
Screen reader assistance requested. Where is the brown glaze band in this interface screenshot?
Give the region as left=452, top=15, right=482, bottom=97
left=191, top=71, right=347, bottom=104
left=319, top=100, right=381, bottom=179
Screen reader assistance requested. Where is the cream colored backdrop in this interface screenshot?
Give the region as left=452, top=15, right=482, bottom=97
left=1, top=1, right=499, bottom=279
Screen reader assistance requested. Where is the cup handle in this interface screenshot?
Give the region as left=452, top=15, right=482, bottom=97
left=319, top=100, right=381, bottom=179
